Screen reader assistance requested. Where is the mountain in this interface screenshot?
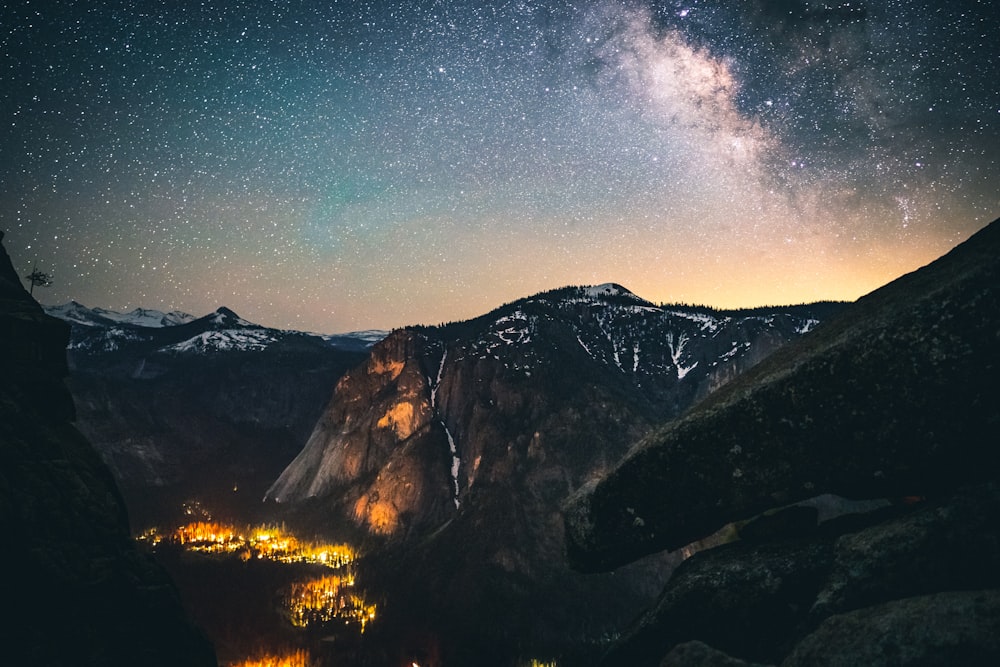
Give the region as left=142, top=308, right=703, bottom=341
left=47, top=301, right=387, bottom=358
left=563, top=219, right=1000, bottom=665
left=44, top=300, right=196, bottom=327
left=0, top=232, right=217, bottom=666
left=45, top=302, right=386, bottom=525
left=264, top=283, right=842, bottom=664
left=266, top=283, right=836, bottom=520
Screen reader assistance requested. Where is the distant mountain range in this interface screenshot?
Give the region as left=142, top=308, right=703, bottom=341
left=43, top=301, right=387, bottom=356
left=44, top=301, right=198, bottom=328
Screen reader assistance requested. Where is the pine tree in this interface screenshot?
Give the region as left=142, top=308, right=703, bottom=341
left=24, top=266, right=52, bottom=295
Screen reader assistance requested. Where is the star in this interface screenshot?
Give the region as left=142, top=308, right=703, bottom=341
left=1, top=1, right=996, bottom=332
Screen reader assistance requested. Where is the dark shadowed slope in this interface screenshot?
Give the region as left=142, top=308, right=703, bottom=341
left=565, top=218, right=1000, bottom=573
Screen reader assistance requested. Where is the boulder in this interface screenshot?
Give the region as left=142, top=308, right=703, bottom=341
left=602, top=537, right=835, bottom=666
left=811, top=481, right=1000, bottom=620
left=782, top=589, right=1000, bottom=667
left=661, top=640, right=774, bottom=667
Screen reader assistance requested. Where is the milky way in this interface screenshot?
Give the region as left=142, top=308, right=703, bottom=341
left=2, top=0, right=997, bottom=331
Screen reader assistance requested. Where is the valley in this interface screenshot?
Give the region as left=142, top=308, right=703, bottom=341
left=4, top=218, right=999, bottom=665
left=43, top=284, right=839, bottom=665
left=135, top=502, right=376, bottom=667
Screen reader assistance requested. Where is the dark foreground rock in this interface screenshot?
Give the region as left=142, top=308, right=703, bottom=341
left=603, top=482, right=1000, bottom=666
left=782, top=589, right=1000, bottom=667
left=0, top=233, right=217, bottom=666
left=603, top=536, right=835, bottom=665
left=811, top=482, right=1000, bottom=620
left=661, top=640, right=772, bottom=667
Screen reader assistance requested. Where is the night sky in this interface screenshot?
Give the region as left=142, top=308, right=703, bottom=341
left=3, top=1, right=997, bottom=332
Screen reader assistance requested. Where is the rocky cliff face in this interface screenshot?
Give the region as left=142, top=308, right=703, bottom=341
left=0, top=232, right=217, bottom=666
left=564, top=219, right=1000, bottom=666
left=268, top=286, right=835, bottom=536
left=265, top=284, right=838, bottom=664
left=268, top=330, right=452, bottom=535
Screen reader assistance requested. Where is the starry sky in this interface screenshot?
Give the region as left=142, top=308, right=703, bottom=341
left=3, top=0, right=997, bottom=333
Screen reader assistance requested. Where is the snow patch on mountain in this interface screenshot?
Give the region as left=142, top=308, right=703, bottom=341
left=797, top=319, right=820, bottom=334
left=443, top=423, right=461, bottom=509
left=67, top=326, right=146, bottom=352
left=664, top=310, right=725, bottom=332
left=495, top=310, right=532, bottom=345
left=165, top=329, right=278, bottom=354
left=583, top=283, right=638, bottom=300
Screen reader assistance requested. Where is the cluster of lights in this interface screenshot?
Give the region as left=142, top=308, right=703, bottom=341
left=137, top=521, right=355, bottom=568
left=136, top=508, right=377, bottom=664
left=283, top=574, right=377, bottom=632
left=229, top=649, right=311, bottom=667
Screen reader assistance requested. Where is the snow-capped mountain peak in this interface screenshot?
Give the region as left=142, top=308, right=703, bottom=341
left=582, top=283, right=639, bottom=300
left=204, top=306, right=257, bottom=329
left=118, top=307, right=197, bottom=328
left=46, top=301, right=386, bottom=357
left=44, top=301, right=196, bottom=328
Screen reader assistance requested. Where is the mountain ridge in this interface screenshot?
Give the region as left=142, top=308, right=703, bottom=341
left=45, top=301, right=389, bottom=357
left=262, top=282, right=846, bottom=664
left=267, top=283, right=838, bottom=513
left=558, top=218, right=1000, bottom=666
left=565, top=217, right=1000, bottom=573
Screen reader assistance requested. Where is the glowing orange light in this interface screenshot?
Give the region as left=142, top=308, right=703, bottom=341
left=229, top=649, right=311, bottom=667
left=140, top=520, right=356, bottom=567
left=282, top=574, right=376, bottom=632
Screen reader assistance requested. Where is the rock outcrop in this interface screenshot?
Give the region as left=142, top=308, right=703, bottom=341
left=267, top=330, right=453, bottom=535
left=0, top=232, right=217, bottom=666
left=564, top=218, right=1000, bottom=666
left=782, top=589, right=1000, bottom=667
